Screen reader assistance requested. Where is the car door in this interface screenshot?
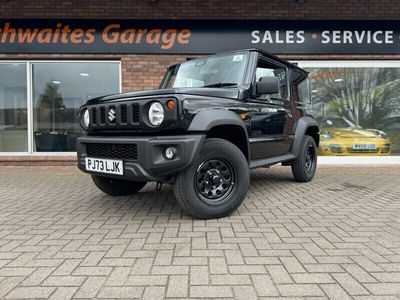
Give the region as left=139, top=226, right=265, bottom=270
left=248, top=56, right=293, bottom=160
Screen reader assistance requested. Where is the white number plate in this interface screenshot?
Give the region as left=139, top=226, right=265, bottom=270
left=352, top=144, right=376, bottom=150
left=85, top=157, right=123, bottom=175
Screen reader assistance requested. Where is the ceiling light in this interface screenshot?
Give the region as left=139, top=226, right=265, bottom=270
left=334, top=78, right=344, bottom=82
left=80, top=73, right=90, bottom=77
left=51, top=80, right=61, bottom=84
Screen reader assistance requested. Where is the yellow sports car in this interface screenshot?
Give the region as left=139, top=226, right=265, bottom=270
left=318, top=117, right=391, bottom=156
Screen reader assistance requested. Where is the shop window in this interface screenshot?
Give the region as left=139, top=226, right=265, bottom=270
left=0, top=63, right=28, bottom=152
left=32, top=62, right=120, bottom=152
left=305, top=66, right=400, bottom=156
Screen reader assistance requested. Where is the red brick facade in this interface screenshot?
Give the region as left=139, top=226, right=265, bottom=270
left=1, top=0, right=399, bottom=20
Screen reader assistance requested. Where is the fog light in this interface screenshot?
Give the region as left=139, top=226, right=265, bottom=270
left=164, top=147, right=177, bottom=160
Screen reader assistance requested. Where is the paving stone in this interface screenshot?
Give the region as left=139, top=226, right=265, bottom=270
left=277, top=284, right=324, bottom=297
left=233, top=285, right=258, bottom=300
left=251, top=274, right=279, bottom=296
left=266, top=265, right=293, bottom=284
left=210, top=274, right=251, bottom=285
left=190, top=265, right=209, bottom=285
left=190, top=285, right=233, bottom=298
left=166, top=275, right=188, bottom=298
left=42, top=275, right=86, bottom=286
left=126, top=275, right=168, bottom=286
left=142, top=286, right=165, bottom=300
left=97, top=286, right=144, bottom=299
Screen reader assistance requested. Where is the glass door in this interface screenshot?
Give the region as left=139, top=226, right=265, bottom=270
left=32, top=62, right=120, bottom=152
left=0, top=63, right=28, bottom=152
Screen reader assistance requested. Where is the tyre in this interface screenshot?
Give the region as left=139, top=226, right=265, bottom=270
left=91, top=175, right=147, bottom=196
left=174, top=138, right=250, bottom=219
left=291, top=135, right=317, bottom=182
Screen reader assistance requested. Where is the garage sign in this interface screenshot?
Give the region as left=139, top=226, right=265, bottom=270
left=0, top=19, right=400, bottom=54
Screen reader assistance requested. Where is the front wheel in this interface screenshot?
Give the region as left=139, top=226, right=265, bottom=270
left=91, top=175, right=147, bottom=196
left=174, top=138, right=250, bottom=219
left=291, top=135, right=317, bottom=182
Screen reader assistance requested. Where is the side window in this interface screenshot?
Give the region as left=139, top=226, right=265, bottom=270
left=255, top=58, right=288, bottom=99
left=298, top=79, right=312, bottom=109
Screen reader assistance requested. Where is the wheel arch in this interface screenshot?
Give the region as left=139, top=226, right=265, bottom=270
left=291, top=116, right=320, bottom=157
left=188, top=110, right=250, bottom=162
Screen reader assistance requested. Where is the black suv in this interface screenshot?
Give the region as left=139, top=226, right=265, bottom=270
left=77, top=49, right=319, bottom=219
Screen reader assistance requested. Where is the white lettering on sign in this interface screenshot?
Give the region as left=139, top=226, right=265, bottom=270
left=321, top=30, right=394, bottom=44
left=252, top=30, right=394, bottom=45
left=251, top=30, right=305, bottom=44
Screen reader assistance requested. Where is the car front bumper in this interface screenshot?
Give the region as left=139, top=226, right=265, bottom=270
left=77, top=134, right=205, bottom=181
left=318, top=139, right=392, bottom=156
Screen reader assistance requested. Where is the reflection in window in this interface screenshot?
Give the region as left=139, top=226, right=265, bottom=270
left=32, top=62, right=120, bottom=152
left=307, top=67, right=400, bottom=154
left=0, top=63, right=28, bottom=152
left=161, top=52, right=248, bottom=88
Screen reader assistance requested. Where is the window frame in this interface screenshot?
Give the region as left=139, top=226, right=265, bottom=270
left=0, top=60, right=121, bottom=156
left=252, top=54, right=290, bottom=101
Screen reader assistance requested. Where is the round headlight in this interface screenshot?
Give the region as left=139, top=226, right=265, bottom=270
left=82, top=108, right=90, bottom=129
left=321, top=130, right=333, bottom=139
left=376, top=130, right=388, bottom=139
left=148, top=102, right=164, bottom=126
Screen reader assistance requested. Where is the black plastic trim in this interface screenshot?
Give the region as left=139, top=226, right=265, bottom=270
left=77, top=134, right=205, bottom=182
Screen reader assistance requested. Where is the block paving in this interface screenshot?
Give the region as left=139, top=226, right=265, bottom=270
left=0, top=165, right=399, bottom=299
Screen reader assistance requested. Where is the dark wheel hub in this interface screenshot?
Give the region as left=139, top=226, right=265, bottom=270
left=305, top=144, right=316, bottom=173
left=195, top=159, right=235, bottom=204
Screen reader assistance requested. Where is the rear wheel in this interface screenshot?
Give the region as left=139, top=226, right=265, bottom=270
left=91, top=175, right=146, bottom=196
left=174, top=138, right=249, bottom=219
left=291, top=135, right=317, bottom=182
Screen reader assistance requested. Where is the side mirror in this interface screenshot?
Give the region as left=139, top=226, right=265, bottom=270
left=256, top=76, right=279, bottom=95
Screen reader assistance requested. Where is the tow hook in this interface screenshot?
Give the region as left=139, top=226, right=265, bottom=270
left=156, top=182, right=163, bottom=191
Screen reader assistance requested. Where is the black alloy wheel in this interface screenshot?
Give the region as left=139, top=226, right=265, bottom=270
left=174, top=138, right=250, bottom=219
left=194, top=158, right=235, bottom=205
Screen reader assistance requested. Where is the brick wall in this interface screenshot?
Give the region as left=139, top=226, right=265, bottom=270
left=121, top=55, right=189, bottom=92
left=1, top=0, right=399, bottom=20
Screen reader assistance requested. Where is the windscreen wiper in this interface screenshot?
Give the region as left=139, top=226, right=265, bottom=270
left=202, top=82, right=238, bottom=88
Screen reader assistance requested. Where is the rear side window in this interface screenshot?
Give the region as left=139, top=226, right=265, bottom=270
left=298, top=79, right=311, bottom=103
left=298, top=79, right=313, bottom=111
left=255, top=58, right=288, bottom=100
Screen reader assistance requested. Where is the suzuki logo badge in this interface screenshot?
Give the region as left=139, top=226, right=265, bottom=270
left=108, top=108, right=116, bottom=122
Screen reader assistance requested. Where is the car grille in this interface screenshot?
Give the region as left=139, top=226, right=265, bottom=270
left=89, top=102, right=140, bottom=128
left=86, top=143, right=138, bottom=160
left=346, top=147, right=380, bottom=153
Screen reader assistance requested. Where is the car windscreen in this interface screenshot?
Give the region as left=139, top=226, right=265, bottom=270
left=160, top=52, right=248, bottom=89
left=322, top=117, right=356, bottom=128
